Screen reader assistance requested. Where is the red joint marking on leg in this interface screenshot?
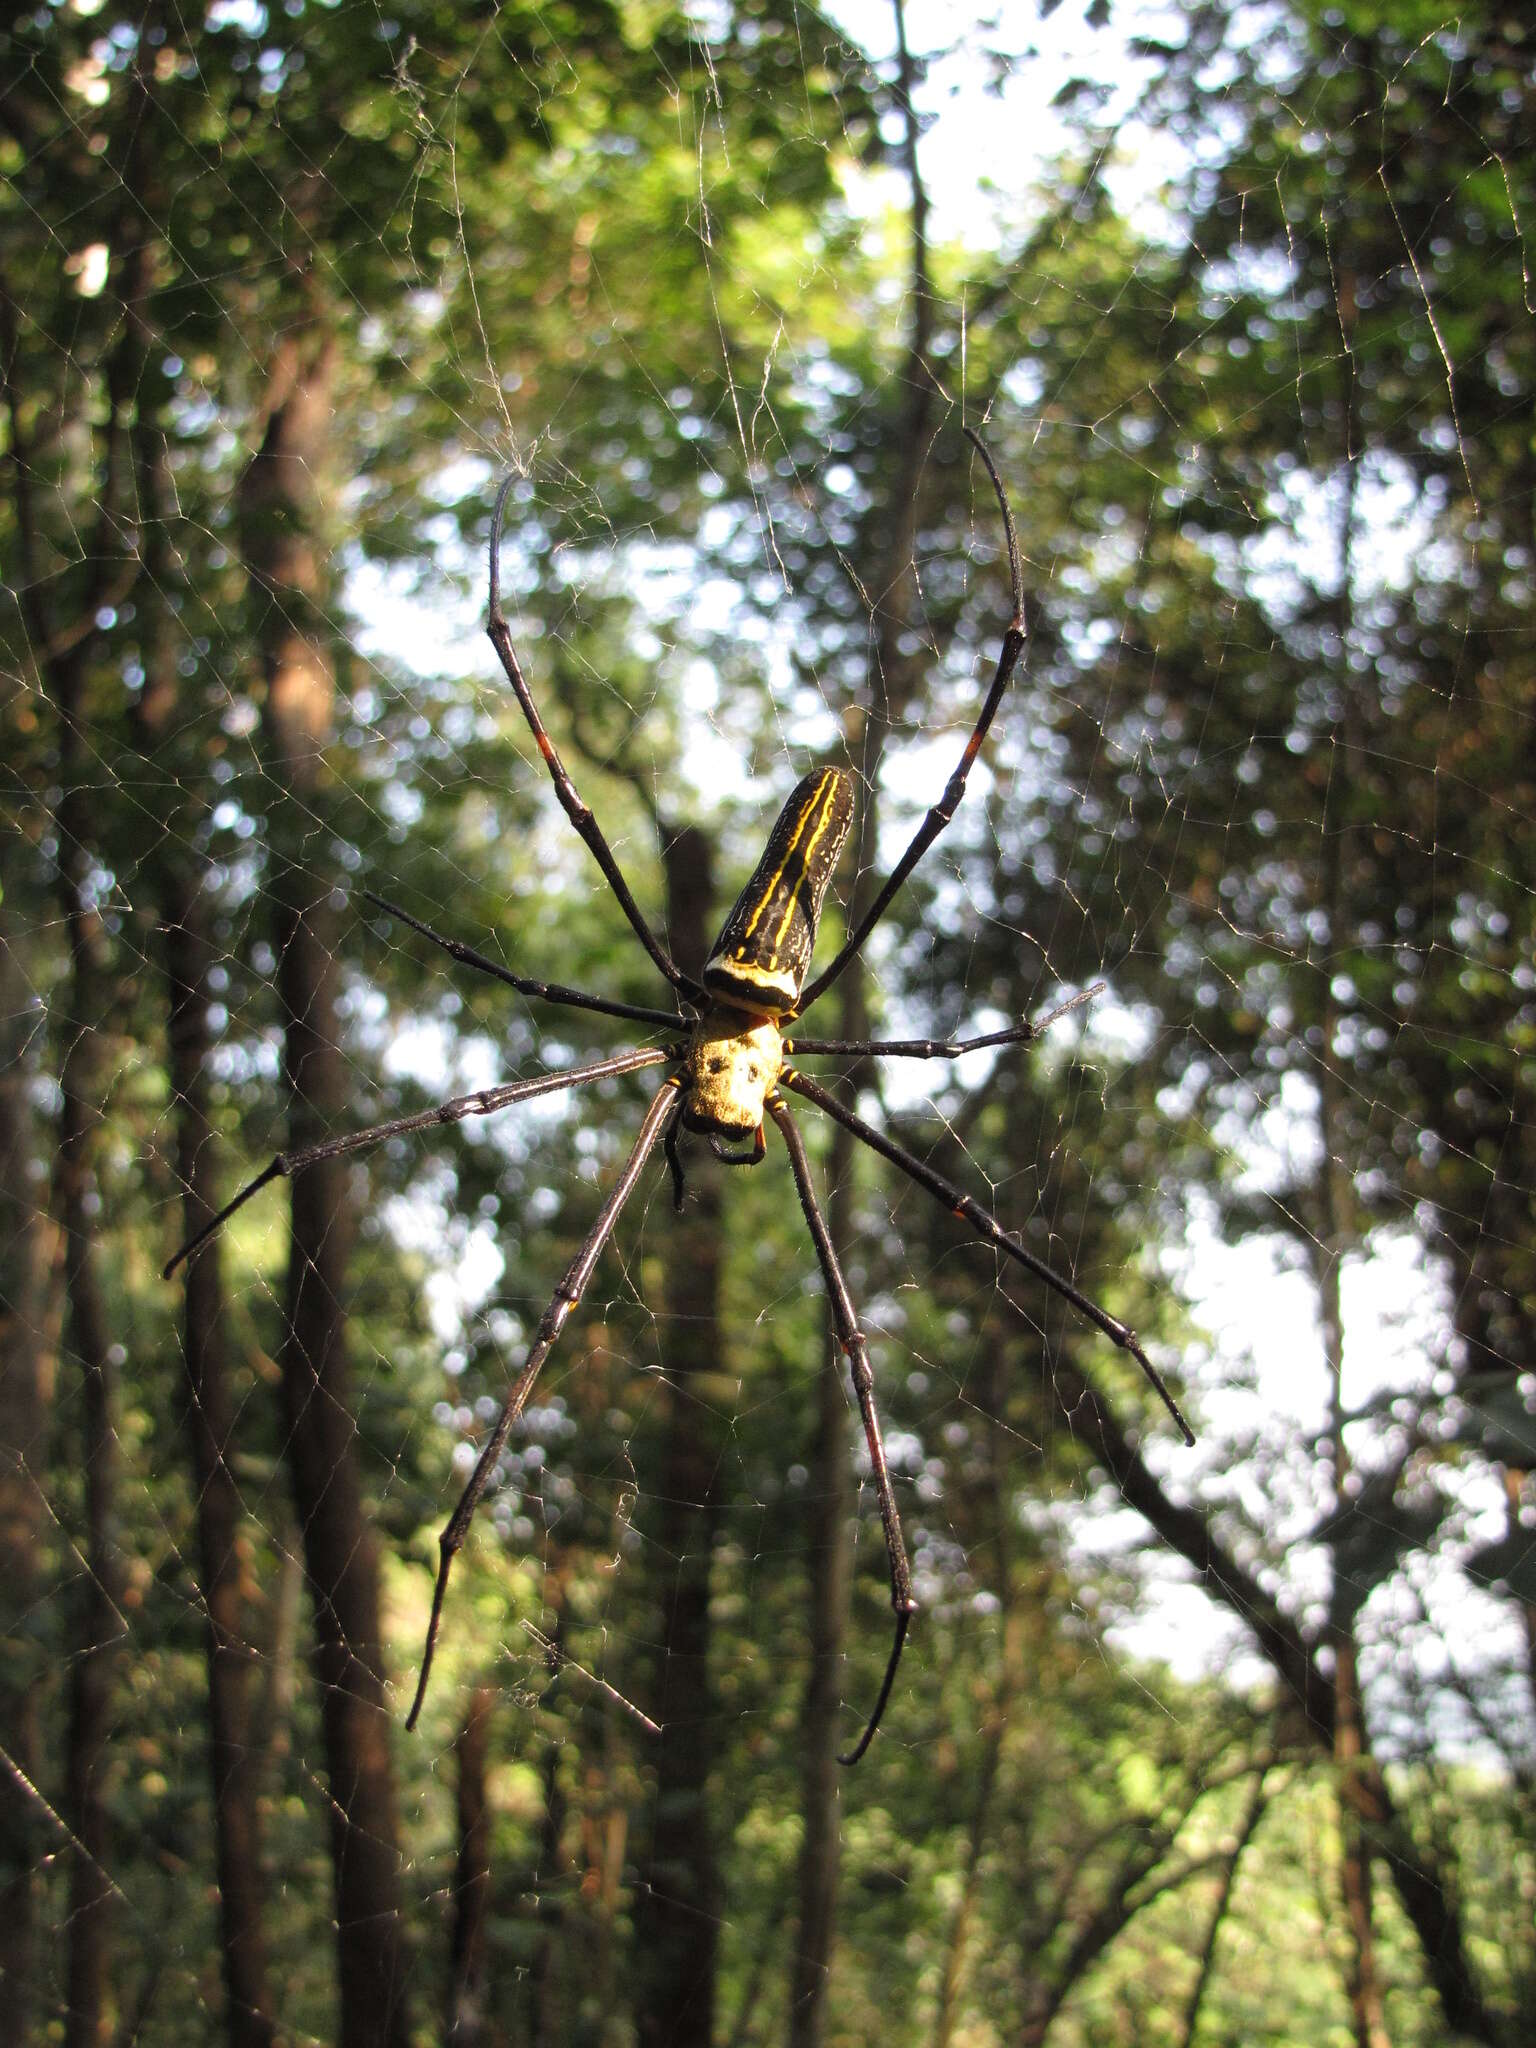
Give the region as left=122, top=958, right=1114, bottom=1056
left=537, top=733, right=557, bottom=763
left=952, top=1205, right=966, bottom=1220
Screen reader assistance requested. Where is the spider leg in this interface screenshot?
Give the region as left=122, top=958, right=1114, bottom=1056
left=797, top=428, right=1026, bottom=1016
left=789, top=989, right=1098, bottom=1062
left=486, top=477, right=703, bottom=1003
left=766, top=1094, right=915, bottom=1767
left=781, top=1067, right=1194, bottom=1446
left=365, top=891, right=688, bottom=1032
left=664, top=1111, right=688, bottom=1213
left=162, top=1046, right=677, bottom=1279
left=406, top=1077, right=684, bottom=1729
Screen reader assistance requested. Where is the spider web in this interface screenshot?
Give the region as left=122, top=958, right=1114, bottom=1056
left=2, top=1, right=1532, bottom=2041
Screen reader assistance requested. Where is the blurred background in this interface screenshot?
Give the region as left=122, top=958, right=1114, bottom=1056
left=1, top=1, right=1531, bottom=2042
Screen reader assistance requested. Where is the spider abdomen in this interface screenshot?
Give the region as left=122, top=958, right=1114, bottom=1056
left=702, top=767, right=853, bottom=1016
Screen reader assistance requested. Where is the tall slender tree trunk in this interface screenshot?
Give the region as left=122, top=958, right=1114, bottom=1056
left=786, top=1062, right=857, bottom=2042
left=1319, top=1083, right=1389, bottom=2048
left=448, top=1686, right=496, bottom=2048
left=241, top=318, right=410, bottom=2048
left=527, top=1728, right=569, bottom=2048
left=163, top=887, right=277, bottom=2048
left=9, top=206, right=152, bottom=2047
left=134, top=377, right=277, bottom=2046
left=57, top=698, right=122, bottom=2048
left=790, top=10, right=934, bottom=2040
left=1317, top=332, right=1391, bottom=2048
left=632, top=823, right=725, bottom=2048
left=787, top=1074, right=858, bottom=2048
left=931, top=1355, right=1025, bottom=2048
left=0, top=909, right=55, bottom=2045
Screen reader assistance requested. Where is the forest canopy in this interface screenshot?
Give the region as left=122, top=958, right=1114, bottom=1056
left=1, top=1, right=1532, bottom=2044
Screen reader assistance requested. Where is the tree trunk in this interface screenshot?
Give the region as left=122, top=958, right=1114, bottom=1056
left=58, top=771, right=121, bottom=2048
left=0, top=908, right=55, bottom=2045
left=449, top=1687, right=496, bottom=2048
left=5, top=193, right=154, bottom=2048
left=1316, top=332, right=1392, bottom=2048
left=931, top=1355, right=1024, bottom=2048
left=241, top=318, right=410, bottom=2048
left=527, top=1729, right=568, bottom=2048
left=164, top=885, right=277, bottom=2048
left=631, top=823, right=725, bottom=2048
left=1333, top=1634, right=1391, bottom=2048
left=135, top=369, right=277, bottom=2045
left=786, top=1073, right=857, bottom=2048
left=791, top=11, right=935, bottom=2039
left=1318, top=1054, right=1390, bottom=2048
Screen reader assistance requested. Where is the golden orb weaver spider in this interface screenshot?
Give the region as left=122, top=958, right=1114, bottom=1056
left=165, top=427, right=1192, bottom=1764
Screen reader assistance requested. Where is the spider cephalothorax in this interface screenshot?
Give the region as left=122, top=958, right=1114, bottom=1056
left=165, top=428, right=1191, bottom=1764
left=679, top=765, right=853, bottom=1144
left=680, top=1012, right=783, bottom=1139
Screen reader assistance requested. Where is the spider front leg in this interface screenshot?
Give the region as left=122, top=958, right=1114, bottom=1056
left=787, top=988, right=1100, bottom=1062
left=162, top=1045, right=675, bottom=1279
left=796, top=427, right=1026, bottom=1015
left=486, top=476, right=702, bottom=1004
left=407, top=1078, right=684, bottom=1730
left=365, top=890, right=687, bottom=1033
left=767, top=1095, right=916, bottom=1766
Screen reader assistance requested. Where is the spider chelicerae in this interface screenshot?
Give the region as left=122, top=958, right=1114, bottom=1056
left=166, top=427, right=1191, bottom=1763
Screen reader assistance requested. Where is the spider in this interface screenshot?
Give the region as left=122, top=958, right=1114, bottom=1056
left=166, top=427, right=1191, bottom=1764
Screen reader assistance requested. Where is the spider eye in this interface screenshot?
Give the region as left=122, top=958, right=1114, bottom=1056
left=707, top=1055, right=725, bottom=1073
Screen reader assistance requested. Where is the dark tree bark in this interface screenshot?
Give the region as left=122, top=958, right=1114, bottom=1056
left=241, top=316, right=410, bottom=2048
left=3, top=179, right=152, bottom=2048
left=163, top=887, right=277, bottom=2048
left=448, top=1686, right=496, bottom=2048
left=786, top=1095, right=856, bottom=2048
left=1315, top=317, right=1391, bottom=2048
left=527, top=1728, right=569, bottom=2048
left=0, top=908, right=55, bottom=2046
left=57, top=715, right=122, bottom=2048
left=133, top=372, right=276, bottom=2046
left=631, top=823, right=726, bottom=2048
left=931, top=1356, right=1026, bottom=2048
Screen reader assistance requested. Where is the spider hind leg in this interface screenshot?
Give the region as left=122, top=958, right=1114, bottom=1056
left=782, top=1066, right=1194, bottom=1446
left=767, top=1094, right=916, bottom=1765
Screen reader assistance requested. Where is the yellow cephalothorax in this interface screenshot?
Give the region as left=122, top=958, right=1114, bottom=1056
left=680, top=1011, right=784, bottom=1137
